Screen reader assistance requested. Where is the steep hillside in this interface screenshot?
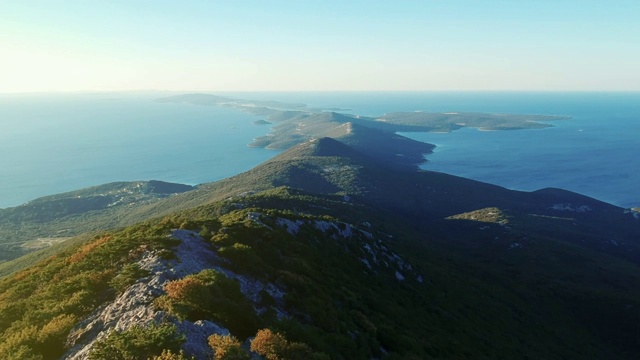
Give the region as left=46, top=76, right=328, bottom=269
left=4, top=138, right=637, bottom=268
left=1, top=187, right=639, bottom=359
left=123, top=138, right=640, bottom=265
left=2, top=136, right=640, bottom=359
left=0, top=92, right=580, bottom=265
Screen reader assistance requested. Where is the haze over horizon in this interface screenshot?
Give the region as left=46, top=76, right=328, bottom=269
left=2, top=0, right=639, bottom=93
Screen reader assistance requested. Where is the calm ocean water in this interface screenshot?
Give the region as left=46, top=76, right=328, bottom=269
left=230, top=91, right=640, bottom=208
left=0, top=92, right=279, bottom=208
left=1, top=92, right=638, bottom=209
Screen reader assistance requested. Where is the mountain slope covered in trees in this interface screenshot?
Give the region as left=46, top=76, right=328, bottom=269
left=1, top=137, right=639, bottom=359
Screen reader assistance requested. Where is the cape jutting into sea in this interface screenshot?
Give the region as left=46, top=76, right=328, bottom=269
left=0, top=91, right=638, bottom=209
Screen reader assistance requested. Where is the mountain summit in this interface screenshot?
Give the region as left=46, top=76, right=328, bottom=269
left=275, top=136, right=365, bottom=159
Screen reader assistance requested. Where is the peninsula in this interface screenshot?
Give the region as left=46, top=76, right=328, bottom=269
left=159, top=94, right=570, bottom=168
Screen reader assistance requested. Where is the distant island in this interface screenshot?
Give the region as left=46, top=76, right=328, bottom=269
left=252, top=119, right=272, bottom=125
left=158, top=93, right=571, bottom=168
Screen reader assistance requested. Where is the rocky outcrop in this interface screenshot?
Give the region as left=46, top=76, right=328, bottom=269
left=62, top=230, right=286, bottom=360
left=273, top=216, right=423, bottom=283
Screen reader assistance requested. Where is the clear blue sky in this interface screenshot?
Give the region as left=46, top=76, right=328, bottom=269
left=1, top=0, right=639, bottom=92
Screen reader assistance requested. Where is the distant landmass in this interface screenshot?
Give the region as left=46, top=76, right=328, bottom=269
left=158, top=93, right=569, bottom=132
left=252, top=119, right=272, bottom=125
left=0, top=180, right=193, bottom=262
left=158, top=93, right=570, bottom=168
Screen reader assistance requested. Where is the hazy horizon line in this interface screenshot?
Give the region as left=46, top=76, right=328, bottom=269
left=2, top=89, right=640, bottom=95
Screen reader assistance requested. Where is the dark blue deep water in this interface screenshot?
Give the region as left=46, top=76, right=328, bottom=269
left=251, top=91, right=640, bottom=208
left=1, top=92, right=638, bottom=208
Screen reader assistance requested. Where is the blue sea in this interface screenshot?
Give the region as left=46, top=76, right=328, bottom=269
left=0, top=92, right=279, bottom=208
left=1, top=92, right=638, bottom=209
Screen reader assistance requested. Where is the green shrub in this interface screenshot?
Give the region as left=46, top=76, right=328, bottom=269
left=155, top=269, right=259, bottom=338
left=3, top=345, right=43, bottom=360
left=250, top=328, right=328, bottom=360
left=151, top=349, right=194, bottom=360
left=37, top=314, right=78, bottom=355
left=217, top=243, right=266, bottom=275
left=109, top=263, right=150, bottom=293
left=207, top=334, right=250, bottom=360
left=88, top=323, right=184, bottom=360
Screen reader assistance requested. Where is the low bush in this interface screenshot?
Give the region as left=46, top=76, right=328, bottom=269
left=155, top=269, right=259, bottom=338
left=88, top=323, right=184, bottom=360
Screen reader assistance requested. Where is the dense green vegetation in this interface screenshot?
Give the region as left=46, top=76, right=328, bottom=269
left=1, top=185, right=639, bottom=359
left=89, top=323, right=185, bottom=360
left=155, top=269, right=258, bottom=338
left=0, top=220, right=180, bottom=359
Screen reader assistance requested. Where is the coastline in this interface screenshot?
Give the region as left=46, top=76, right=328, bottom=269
left=2, top=92, right=638, bottom=209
